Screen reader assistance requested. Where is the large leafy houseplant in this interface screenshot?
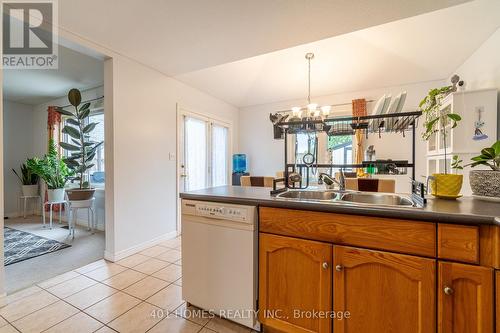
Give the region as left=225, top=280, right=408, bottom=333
left=467, top=141, right=500, bottom=198
left=56, top=88, right=103, bottom=200
left=28, top=140, right=72, bottom=202
left=420, top=86, right=463, bottom=197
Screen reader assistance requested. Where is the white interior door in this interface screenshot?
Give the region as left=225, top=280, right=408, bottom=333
left=179, top=112, right=231, bottom=193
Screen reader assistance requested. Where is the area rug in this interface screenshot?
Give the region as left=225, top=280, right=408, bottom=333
left=4, top=227, right=71, bottom=266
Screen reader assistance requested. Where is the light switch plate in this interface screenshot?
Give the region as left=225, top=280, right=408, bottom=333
left=169, top=152, right=176, bottom=161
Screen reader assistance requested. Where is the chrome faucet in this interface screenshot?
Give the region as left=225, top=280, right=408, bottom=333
left=318, top=169, right=346, bottom=192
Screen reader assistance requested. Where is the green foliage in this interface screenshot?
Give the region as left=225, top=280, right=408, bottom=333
left=451, top=155, right=463, bottom=170
left=420, top=86, right=462, bottom=174
left=57, top=89, right=103, bottom=189
left=467, top=140, right=500, bottom=171
left=27, top=140, right=73, bottom=189
left=12, top=159, right=39, bottom=185
left=420, top=86, right=462, bottom=141
left=328, top=135, right=352, bottom=150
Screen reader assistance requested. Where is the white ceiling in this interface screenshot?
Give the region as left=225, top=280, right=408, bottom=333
left=3, top=45, right=104, bottom=105
left=174, top=0, right=500, bottom=107
left=58, top=0, right=469, bottom=76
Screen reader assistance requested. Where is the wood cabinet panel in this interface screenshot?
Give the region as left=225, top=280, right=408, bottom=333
left=259, top=207, right=436, bottom=257
left=333, top=246, right=436, bottom=333
left=438, top=224, right=479, bottom=264
left=496, top=271, right=500, bottom=333
left=259, top=233, right=332, bottom=333
left=438, top=262, right=494, bottom=333
left=480, top=225, right=500, bottom=269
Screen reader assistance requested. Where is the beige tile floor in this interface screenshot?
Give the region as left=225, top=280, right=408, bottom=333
left=0, top=236, right=258, bottom=333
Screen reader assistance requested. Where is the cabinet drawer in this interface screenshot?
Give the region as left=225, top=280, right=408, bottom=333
left=438, top=224, right=479, bottom=264
left=259, top=207, right=436, bottom=257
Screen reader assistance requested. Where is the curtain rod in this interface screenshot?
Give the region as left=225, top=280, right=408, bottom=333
left=275, top=99, right=375, bottom=113
left=59, top=95, right=104, bottom=109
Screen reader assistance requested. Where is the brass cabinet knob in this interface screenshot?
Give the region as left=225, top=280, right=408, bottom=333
left=443, top=286, right=454, bottom=295
left=335, top=264, right=343, bottom=272
left=322, top=262, right=329, bottom=269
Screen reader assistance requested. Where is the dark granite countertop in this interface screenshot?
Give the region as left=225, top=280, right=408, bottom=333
left=180, top=186, right=500, bottom=225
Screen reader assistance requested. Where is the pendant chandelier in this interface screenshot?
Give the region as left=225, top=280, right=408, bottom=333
left=290, top=53, right=331, bottom=119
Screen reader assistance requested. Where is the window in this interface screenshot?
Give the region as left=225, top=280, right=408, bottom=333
left=328, top=135, right=353, bottom=168
left=61, top=109, right=105, bottom=185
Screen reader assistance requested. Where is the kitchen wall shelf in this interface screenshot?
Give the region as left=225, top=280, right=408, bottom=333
left=276, top=111, right=422, bottom=137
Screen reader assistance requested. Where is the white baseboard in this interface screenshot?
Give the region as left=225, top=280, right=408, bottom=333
left=104, top=230, right=178, bottom=262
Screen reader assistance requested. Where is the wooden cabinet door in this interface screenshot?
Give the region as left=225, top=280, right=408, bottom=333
left=438, top=262, right=493, bottom=333
left=333, top=246, right=436, bottom=333
left=259, top=233, right=332, bottom=333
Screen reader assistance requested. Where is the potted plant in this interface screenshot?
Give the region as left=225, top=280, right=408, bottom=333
left=12, top=159, right=39, bottom=196
left=420, top=86, right=463, bottom=198
left=466, top=140, right=500, bottom=199
left=56, top=88, right=103, bottom=200
left=27, top=139, right=73, bottom=202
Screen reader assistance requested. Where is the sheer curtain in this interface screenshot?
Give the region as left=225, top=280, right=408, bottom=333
left=212, top=124, right=228, bottom=186
left=185, top=117, right=207, bottom=191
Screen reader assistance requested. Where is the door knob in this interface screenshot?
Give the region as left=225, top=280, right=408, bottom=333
left=322, top=262, right=329, bottom=269
left=443, top=286, right=454, bottom=295
left=180, top=174, right=188, bottom=178
left=335, top=265, right=343, bottom=272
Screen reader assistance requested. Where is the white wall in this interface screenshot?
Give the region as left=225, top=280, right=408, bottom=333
left=453, top=27, right=500, bottom=139
left=109, top=55, right=238, bottom=256
left=239, top=80, right=445, bottom=192
left=2, top=101, right=36, bottom=216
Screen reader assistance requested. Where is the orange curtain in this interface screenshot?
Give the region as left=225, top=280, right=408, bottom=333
left=46, top=106, right=64, bottom=211
left=352, top=99, right=367, bottom=178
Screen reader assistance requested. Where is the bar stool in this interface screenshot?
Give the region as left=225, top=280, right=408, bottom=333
left=67, top=198, right=96, bottom=238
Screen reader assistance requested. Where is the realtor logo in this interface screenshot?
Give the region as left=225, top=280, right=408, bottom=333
left=2, top=0, right=58, bottom=69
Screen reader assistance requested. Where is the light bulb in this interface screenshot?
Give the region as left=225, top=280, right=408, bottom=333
left=321, top=105, right=331, bottom=116
left=291, top=107, right=301, bottom=118
left=307, top=103, right=318, bottom=117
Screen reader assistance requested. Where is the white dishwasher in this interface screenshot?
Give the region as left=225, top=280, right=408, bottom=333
left=181, top=199, right=259, bottom=330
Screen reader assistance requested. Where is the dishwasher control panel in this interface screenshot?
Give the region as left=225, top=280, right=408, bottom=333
left=195, top=203, right=249, bottom=222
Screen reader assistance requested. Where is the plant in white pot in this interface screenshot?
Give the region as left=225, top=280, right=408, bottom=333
left=12, top=159, right=39, bottom=196
left=467, top=140, right=500, bottom=199
left=56, top=88, right=103, bottom=200
left=420, top=86, right=463, bottom=198
left=27, top=139, right=73, bottom=202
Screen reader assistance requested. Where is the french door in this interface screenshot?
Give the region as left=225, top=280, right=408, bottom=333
left=179, top=112, right=230, bottom=192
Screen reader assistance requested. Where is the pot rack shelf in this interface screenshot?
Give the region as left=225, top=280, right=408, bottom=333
left=275, top=110, right=422, bottom=138
left=272, top=111, right=423, bottom=193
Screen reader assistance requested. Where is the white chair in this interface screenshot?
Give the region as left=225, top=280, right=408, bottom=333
left=67, top=198, right=96, bottom=238
left=18, top=195, right=41, bottom=218
left=42, top=196, right=68, bottom=229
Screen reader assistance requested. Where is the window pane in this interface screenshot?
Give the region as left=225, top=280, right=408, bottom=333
left=88, top=113, right=105, bottom=183
left=212, top=124, right=228, bottom=186
left=185, top=117, right=207, bottom=191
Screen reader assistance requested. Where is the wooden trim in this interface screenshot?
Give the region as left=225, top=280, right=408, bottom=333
left=438, top=224, right=479, bottom=264
left=480, top=225, right=500, bottom=269
left=259, top=207, right=436, bottom=257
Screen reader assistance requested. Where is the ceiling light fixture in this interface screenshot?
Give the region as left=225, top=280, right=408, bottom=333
left=289, top=52, right=331, bottom=119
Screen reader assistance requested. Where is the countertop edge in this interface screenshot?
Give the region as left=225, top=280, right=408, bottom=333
left=180, top=192, right=500, bottom=226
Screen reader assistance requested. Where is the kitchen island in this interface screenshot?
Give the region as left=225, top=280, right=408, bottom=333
left=180, top=186, right=500, bottom=333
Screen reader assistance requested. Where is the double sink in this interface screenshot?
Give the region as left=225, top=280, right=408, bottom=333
left=276, top=189, right=415, bottom=207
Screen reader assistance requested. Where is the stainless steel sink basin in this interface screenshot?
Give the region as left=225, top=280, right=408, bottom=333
left=340, top=192, right=414, bottom=206
left=277, top=190, right=339, bottom=201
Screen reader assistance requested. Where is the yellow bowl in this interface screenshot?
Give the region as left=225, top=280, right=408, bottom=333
left=430, top=173, right=463, bottom=197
